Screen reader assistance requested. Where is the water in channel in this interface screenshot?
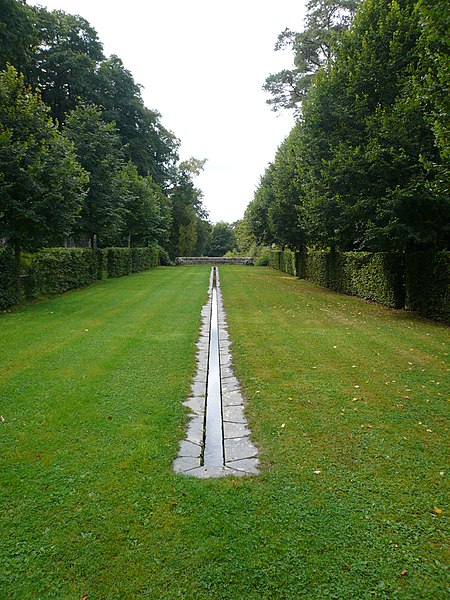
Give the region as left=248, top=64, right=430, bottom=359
left=203, top=267, right=224, bottom=467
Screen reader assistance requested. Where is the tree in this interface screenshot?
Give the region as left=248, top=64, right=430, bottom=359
left=263, top=0, right=358, bottom=112
left=0, top=66, right=87, bottom=259
left=299, top=0, right=449, bottom=251
left=246, top=164, right=277, bottom=247
left=0, top=0, right=37, bottom=73
left=115, top=162, right=170, bottom=248
left=27, top=8, right=104, bottom=125
left=233, top=218, right=255, bottom=255
left=64, top=105, right=125, bottom=248
left=168, top=158, right=208, bottom=258
left=206, top=222, right=236, bottom=256
left=193, top=218, right=212, bottom=256
left=268, top=124, right=307, bottom=249
left=95, top=55, right=179, bottom=187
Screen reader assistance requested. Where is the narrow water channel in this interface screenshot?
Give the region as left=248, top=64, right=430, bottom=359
left=203, top=267, right=224, bottom=466
left=173, top=266, right=259, bottom=478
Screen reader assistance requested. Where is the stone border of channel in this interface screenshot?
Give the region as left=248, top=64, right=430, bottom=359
left=173, top=267, right=259, bottom=478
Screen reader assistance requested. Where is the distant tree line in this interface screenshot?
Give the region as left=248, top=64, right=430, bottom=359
left=245, top=0, right=449, bottom=254
left=0, top=0, right=210, bottom=261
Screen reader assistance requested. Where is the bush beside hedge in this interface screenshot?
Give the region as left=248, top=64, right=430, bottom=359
left=0, top=245, right=159, bottom=309
left=0, top=248, right=21, bottom=310
left=269, top=249, right=450, bottom=315
left=305, top=251, right=328, bottom=287
left=333, top=252, right=405, bottom=308
left=406, top=251, right=450, bottom=323
left=107, top=248, right=133, bottom=278
left=26, top=248, right=103, bottom=298
left=107, top=247, right=159, bottom=278
left=269, top=249, right=297, bottom=275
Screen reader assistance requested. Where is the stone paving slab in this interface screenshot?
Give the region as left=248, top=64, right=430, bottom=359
left=224, top=437, right=258, bottom=462
left=182, top=397, right=205, bottom=415
left=223, top=421, right=251, bottom=438
left=226, top=458, right=260, bottom=475
left=185, top=416, right=204, bottom=446
left=221, top=378, right=241, bottom=393
left=183, top=465, right=248, bottom=478
left=177, top=440, right=202, bottom=458
left=223, top=405, right=247, bottom=424
left=222, top=389, right=244, bottom=407
left=174, top=267, right=259, bottom=478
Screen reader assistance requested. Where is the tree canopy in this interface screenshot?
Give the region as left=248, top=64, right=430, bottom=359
left=248, top=0, right=449, bottom=253
left=0, top=0, right=208, bottom=258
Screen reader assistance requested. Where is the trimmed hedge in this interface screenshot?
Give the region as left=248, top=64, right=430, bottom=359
left=270, top=249, right=406, bottom=309
left=107, top=247, right=159, bottom=278
left=341, top=252, right=405, bottom=308
left=406, top=251, right=450, bottom=323
left=269, top=249, right=298, bottom=276
left=0, top=246, right=159, bottom=310
left=26, top=248, right=103, bottom=298
left=107, top=248, right=132, bottom=278
left=0, top=247, right=21, bottom=310
left=305, top=251, right=328, bottom=287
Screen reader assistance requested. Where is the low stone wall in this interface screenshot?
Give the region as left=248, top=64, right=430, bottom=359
left=176, top=257, right=254, bottom=265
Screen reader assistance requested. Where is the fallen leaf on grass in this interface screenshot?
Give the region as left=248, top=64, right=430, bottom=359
left=313, top=470, right=321, bottom=475
left=0, top=415, right=4, bottom=423
left=433, top=506, right=443, bottom=515
left=440, top=472, right=445, bottom=477
left=400, top=569, right=408, bottom=577
left=280, top=423, right=286, bottom=428
left=80, top=596, right=89, bottom=600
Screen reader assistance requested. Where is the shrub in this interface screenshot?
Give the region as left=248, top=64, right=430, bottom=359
left=406, top=251, right=450, bottom=323
left=342, top=252, right=405, bottom=308
left=0, top=247, right=21, bottom=309
left=107, top=247, right=159, bottom=278
left=270, top=250, right=298, bottom=276
left=305, top=251, right=328, bottom=287
left=158, top=246, right=174, bottom=266
left=107, top=248, right=132, bottom=278
left=300, top=250, right=405, bottom=308
left=26, top=248, right=102, bottom=298
left=269, top=250, right=282, bottom=270
left=255, top=249, right=272, bottom=266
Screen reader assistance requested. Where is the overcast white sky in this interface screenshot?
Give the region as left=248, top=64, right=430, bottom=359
left=29, top=0, right=305, bottom=223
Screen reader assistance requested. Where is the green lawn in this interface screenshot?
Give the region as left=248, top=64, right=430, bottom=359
left=1, top=266, right=448, bottom=599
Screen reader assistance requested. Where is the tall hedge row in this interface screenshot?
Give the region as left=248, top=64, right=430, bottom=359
left=327, top=252, right=405, bottom=308
left=304, top=251, right=328, bottom=287
left=0, top=246, right=159, bottom=310
left=25, top=248, right=103, bottom=298
left=107, top=247, right=159, bottom=278
left=406, top=252, right=450, bottom=323
left=269, top=250, right=297, bottom=276
left=271, top=249, right=449, bottom=322
left=0, top=248, right=21, bottom=310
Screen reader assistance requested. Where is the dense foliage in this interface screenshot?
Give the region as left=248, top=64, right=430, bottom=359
left=248, top=0, right=449, bottom=255
left=264, top=0, right=359, bottom=113
left=0, top=246, right=20, bottom=309
left=271, top=248, right=450, bottom=319
left=206, top=221, right=236, bottom=256
left=405, top=251, right=450, bottom=322
left=25, top=248, right=103, bottom=298
left=106, top=247, right=159, bottom=278
left=0, top=1, right=208, bottom=261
